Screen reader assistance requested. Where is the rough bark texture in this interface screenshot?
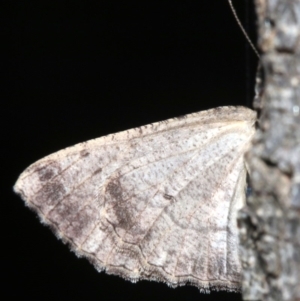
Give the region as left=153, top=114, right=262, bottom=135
left=238, top=0, right=300, bottom=300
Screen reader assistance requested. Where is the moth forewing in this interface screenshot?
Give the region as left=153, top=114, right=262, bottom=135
left=14, top=106, right=256, bottom=292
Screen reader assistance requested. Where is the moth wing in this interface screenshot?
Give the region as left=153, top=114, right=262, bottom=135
left=14, top=106, right=256, bottom=292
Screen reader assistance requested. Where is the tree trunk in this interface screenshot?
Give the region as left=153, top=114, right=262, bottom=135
left=238, top=0, right=300, bottom=300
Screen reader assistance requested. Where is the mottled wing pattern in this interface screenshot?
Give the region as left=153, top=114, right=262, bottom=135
left=14, top=106, right=256, bottom=292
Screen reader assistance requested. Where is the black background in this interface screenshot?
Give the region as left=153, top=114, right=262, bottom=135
left=3, top=1, right=258, bottom=300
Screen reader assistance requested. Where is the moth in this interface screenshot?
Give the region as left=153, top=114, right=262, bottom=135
left=14, top=106, right=256, bottom=293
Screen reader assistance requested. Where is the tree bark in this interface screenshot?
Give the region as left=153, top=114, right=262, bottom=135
left=238, top=0, right=300, bottom=300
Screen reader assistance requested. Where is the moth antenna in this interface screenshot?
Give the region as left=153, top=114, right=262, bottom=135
left=227, top=0, right=260, bottom=58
